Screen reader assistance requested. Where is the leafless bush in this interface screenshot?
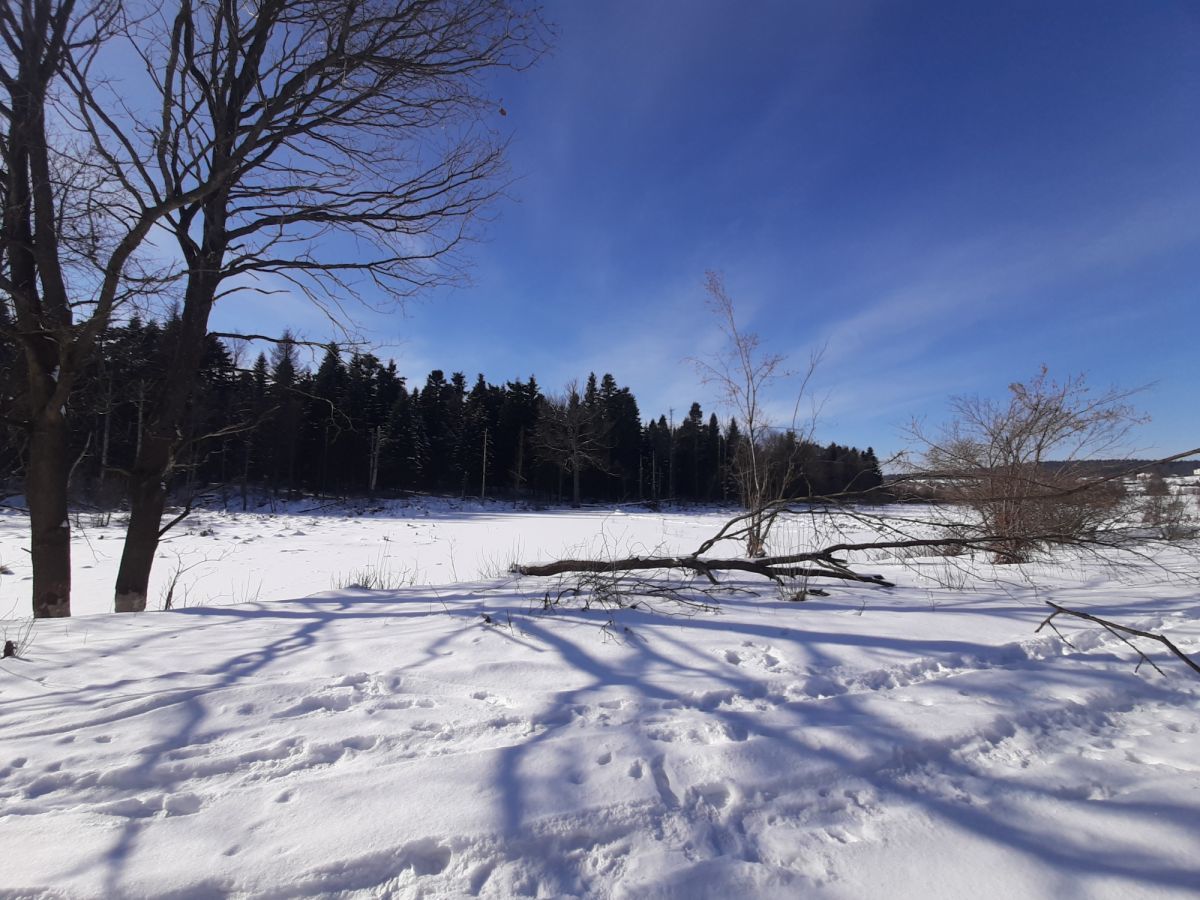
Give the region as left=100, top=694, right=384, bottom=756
left=1143, top=472, right=1170, bottom=497
left=911, top=367, right=1144, bottom=563
left=1, top=617, right=35, bottom=659
left=1141, top=493, right=1197, bottom=541
left=335, top=550, right=415, bottom=591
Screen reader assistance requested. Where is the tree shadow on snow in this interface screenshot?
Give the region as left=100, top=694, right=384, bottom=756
left=4, top=581, right=1197, bottom=895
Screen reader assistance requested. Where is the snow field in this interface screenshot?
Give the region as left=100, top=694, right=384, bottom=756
left=0, top=501, right=737, bottom=618
left=0, top=503, right=1198, bottom=897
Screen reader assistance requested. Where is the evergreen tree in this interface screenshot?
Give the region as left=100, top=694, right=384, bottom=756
left=460, top=374, right=500, bottom=499
left=307, top=346, right=347, bottom=494
left=723, top=418, right=743, bottom=501
left=602, top=377, right=641, bottom=500
left=705, top=413, right=723, bottom=501
left=674, top=402, right=705, bottom=500
left=268, top=336, right=302, bottom=492
left=383, top=383, right=427, bottom=491
left=496, top=377, right=541, bottom=496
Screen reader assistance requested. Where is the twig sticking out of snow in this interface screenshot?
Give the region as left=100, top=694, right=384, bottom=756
left=1037, top=601, right=1200, bottom=677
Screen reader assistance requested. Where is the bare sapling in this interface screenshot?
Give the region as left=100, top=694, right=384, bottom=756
left=692, top=271, right=822, bottom=556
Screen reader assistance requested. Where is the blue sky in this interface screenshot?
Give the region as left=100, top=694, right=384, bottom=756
left=211, top=0, right=1200, bottom=458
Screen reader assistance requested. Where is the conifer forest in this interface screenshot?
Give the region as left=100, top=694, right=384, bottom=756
left=0, top=315, right=883, bottom=509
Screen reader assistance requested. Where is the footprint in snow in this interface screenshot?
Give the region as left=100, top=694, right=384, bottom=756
left=692, top=782, right=731, bottom=810
left=647, top=720, right=749, bottom=745
left=164, top=792, right=203, bottom=816
left=649, top=754, right=678, bottom=808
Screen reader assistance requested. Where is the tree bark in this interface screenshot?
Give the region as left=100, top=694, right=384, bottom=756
left=5, top=67, right=77, bottom=618
left=113, top=430, right=172, bottom=612
left=113, top=275, right=218, bottom=612
left=28, top=409, right=71, bottom=618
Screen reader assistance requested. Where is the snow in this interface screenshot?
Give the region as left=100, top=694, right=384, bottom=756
left=1, top=502, right=1198, bottom=897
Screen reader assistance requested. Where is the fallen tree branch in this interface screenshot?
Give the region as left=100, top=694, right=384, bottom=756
left=1037, top=601, right=1200, bottom=676
left=515, top=444, right=1200, bottom=620
left=513, top=525, right=1128, bottom=590
left=512, top=555, right=894, bottom=587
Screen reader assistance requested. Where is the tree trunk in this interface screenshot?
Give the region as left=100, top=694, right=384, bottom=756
left=512, top=428, right=524, bottom=493
left=241, top=441, right=250, bottom=512
left=134, top=380, right=145, bottom=459
left=114, top=270, right=219, bottom=611
left=480, top=427, right=487, bottom=501
left=28, top=410, right=71, bottom=618
left=369, top=426, right=381, bottom=495
left=114, top=431, right=172, bottom=612
left=98, top=380, right=112, bottom=487
left=321, top=424, right=330, bottom=496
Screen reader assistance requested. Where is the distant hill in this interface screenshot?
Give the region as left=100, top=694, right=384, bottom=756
left=884, top=459, right=1200, bottom=480
left=1041, top=459, right=1200, bottom=477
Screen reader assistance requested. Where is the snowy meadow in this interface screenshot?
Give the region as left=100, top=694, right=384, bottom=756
left=1, top=500, right=1198, bottom=898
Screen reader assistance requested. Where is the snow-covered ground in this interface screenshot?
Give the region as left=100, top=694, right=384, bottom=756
left=0, top=500, right=742, bottom=618
left=1, top=502, right=1198, bottom=898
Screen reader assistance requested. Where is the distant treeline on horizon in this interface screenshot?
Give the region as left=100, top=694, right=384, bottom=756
left=1040, top=459, right=1200, bottom=477
left=0, top=315, right=884, bottom=506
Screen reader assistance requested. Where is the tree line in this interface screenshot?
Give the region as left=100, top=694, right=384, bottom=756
left=0, top=315, right=883, bottom=509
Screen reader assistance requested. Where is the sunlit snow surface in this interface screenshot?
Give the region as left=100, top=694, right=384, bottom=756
left=1, top=500, right=1197, bottom=898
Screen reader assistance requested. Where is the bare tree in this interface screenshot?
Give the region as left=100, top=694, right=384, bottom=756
left=0, top=0, right=226, bottom=617
left=693, top=270, right=820, bottom=556
left=534, top=382, right=608, bottom=509
left=910, top=367, right=1144, bottom=563
left=98, top=0, right=548, bottom=612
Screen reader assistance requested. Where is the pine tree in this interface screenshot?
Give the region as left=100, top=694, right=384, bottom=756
left=496, top=377, right=541, bottom=496
left=705, top=413, right=722, bottom=501
left=268, top=336, right=302, bottom=493
left=460, top=374, right=499, bottom=499
left=602, top=377, right=641, bottom=501
left=306, top=346, right=346, bottom=494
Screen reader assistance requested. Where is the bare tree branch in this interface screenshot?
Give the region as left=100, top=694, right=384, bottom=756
left=1037, top=601, right=1200, bottom=677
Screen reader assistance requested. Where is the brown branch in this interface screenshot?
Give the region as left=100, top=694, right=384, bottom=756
left=158, top=497, right=197, bottom=538
left=513, top=555, right=893, bottom=587
left=209, top=331, right=351, bottom=349
left=1037, top=601, right=1200, bottom=676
